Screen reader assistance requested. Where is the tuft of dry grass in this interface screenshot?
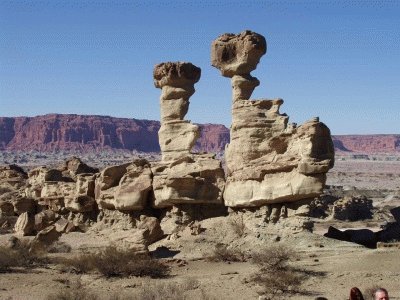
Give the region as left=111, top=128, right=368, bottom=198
left=58, top=245, right=169, bottom=278
left=0, top=240, right=47, bottom=272
left=207, top=244, right=247, bottom=262
left=48, top=278, right=214, bottom=300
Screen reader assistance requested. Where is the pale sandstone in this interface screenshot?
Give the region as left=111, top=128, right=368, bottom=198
left=151, top=62, right=225, bottom=208
left=211, top=30, right=334, bottom=207
left=95, top=160, right=152, bottom=211
left=153, top=62, right=201, bottom=161
left=14, top=212, right=35, bottom=236
left=113, top=159, right=152, bottom=211
left=151, top=154, right=225, bottom=208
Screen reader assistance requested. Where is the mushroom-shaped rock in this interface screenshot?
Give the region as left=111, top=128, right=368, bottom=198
left=153, top=62, right=201, bottom=161
left=211, top=30, right=334, bottom=207
left=153, top=62, right=201, bottom=88
left=211, top=30, right=266, bottom=78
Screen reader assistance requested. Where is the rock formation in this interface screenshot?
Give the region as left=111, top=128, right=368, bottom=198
left=95, top=159, right=153, bottom=211
left=151, top=62, right=225, bottom=208
left=211, top=30, right=334, bottom=207
left=153, top=62, right=201, bottom=161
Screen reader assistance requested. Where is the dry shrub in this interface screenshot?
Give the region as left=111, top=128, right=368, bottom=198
left=136, top=279, right=214, bottom=300
left=59, top=245, right=169, bottom=278
left=47, top=281, right=98, bottom=300
left=207, top=244, right=247, bottom=262
left=228, top=214, right=246, bottom=237
left=251, top=244, right=297, bottom=270
left=0, top=240, right=47, bottom=272
left=250, top=244, right=304, bottom=298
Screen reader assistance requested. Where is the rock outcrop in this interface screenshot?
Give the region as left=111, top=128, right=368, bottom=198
left=151, top=62, right=225, bottom=208
left=211, top=30, right=334, bottom=207
left=95, top=159, right=153, bottom=211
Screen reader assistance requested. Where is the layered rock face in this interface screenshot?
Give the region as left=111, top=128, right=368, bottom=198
left=153, top=62, right=201, bottom=161
left=151, top=62, right=225, bottom=208
left=211, top=30, right=334, bottom=207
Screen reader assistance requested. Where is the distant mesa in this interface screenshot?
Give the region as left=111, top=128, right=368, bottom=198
left=0, top=114, right=229, bottom=154
left=0, top=115, right=399, bottom=155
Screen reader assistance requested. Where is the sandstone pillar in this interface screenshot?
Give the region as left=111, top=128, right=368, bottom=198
left=211, top=30, right=334, bottom=207
left=151, top=62, right=225, bottom=208
left=153, top=62, right=201, bottom=162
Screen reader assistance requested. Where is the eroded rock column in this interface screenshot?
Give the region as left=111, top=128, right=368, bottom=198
left=151, top=62, right=225, bottom=208
left=211, top=30, right=334, bottom=207
left=153, top=62, right=200, bottom=162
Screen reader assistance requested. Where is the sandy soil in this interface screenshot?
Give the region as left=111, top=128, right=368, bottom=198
left=1, top=223, right=399, bottom=300
left=327, top=158, right=400, bottom=190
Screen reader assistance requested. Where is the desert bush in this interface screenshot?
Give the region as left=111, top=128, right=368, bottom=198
left=0, top=240, right=47, bottom=272
left=47, top=281, right=98, bottom=300
left=207, top=244, right=247, bottom=262
left=58, top=245, right=169, bottom=278
left=251, top=269, right=303, bottom=297
left=136, top=279, right=214, bottom=300
left=251, top=244, right=298, bottom=271
left=250, top=244, right=304, bottom=298
left=228, top=214, right=246, bottom=237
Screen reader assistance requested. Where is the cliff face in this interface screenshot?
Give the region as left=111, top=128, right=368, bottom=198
left=0, top=114, right=398, bottom=154
left=332, top=135, right=400, bottom=153
left=0, top=114, right=229, bottom=153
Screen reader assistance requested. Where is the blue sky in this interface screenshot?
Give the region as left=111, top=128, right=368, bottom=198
left=0, top=0, right=399, bottom=134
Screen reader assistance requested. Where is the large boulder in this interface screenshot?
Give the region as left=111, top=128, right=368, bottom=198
left=332, top=196, right=373, bottom=221
left=95, top=160, right=153, bottom=211
left=0, top=165, right=27, bottom=188
left=113, top=159, right=153, bottom=211
left=59, top=156, right=98, bottom=177
left=14, top=212, right=35, bottom=236
left=151, top=154, right=225, bottom=208
left=65, top=174, right=96, bottom=212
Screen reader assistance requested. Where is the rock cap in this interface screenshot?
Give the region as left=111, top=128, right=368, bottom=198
left=211, top=30, right=267, bottom=77
left=153, top=62, right=201, bottom=88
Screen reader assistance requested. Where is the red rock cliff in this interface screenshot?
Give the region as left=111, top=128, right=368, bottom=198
left=0, top=114, right=229, bottom=153
left=1, top=114, right=398, bottom=154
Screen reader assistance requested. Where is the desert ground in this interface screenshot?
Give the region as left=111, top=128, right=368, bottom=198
left=1, top=152, right=400, bottom=300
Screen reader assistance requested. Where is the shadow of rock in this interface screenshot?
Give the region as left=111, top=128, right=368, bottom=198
left=150, top=246, right=180, bottom=259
